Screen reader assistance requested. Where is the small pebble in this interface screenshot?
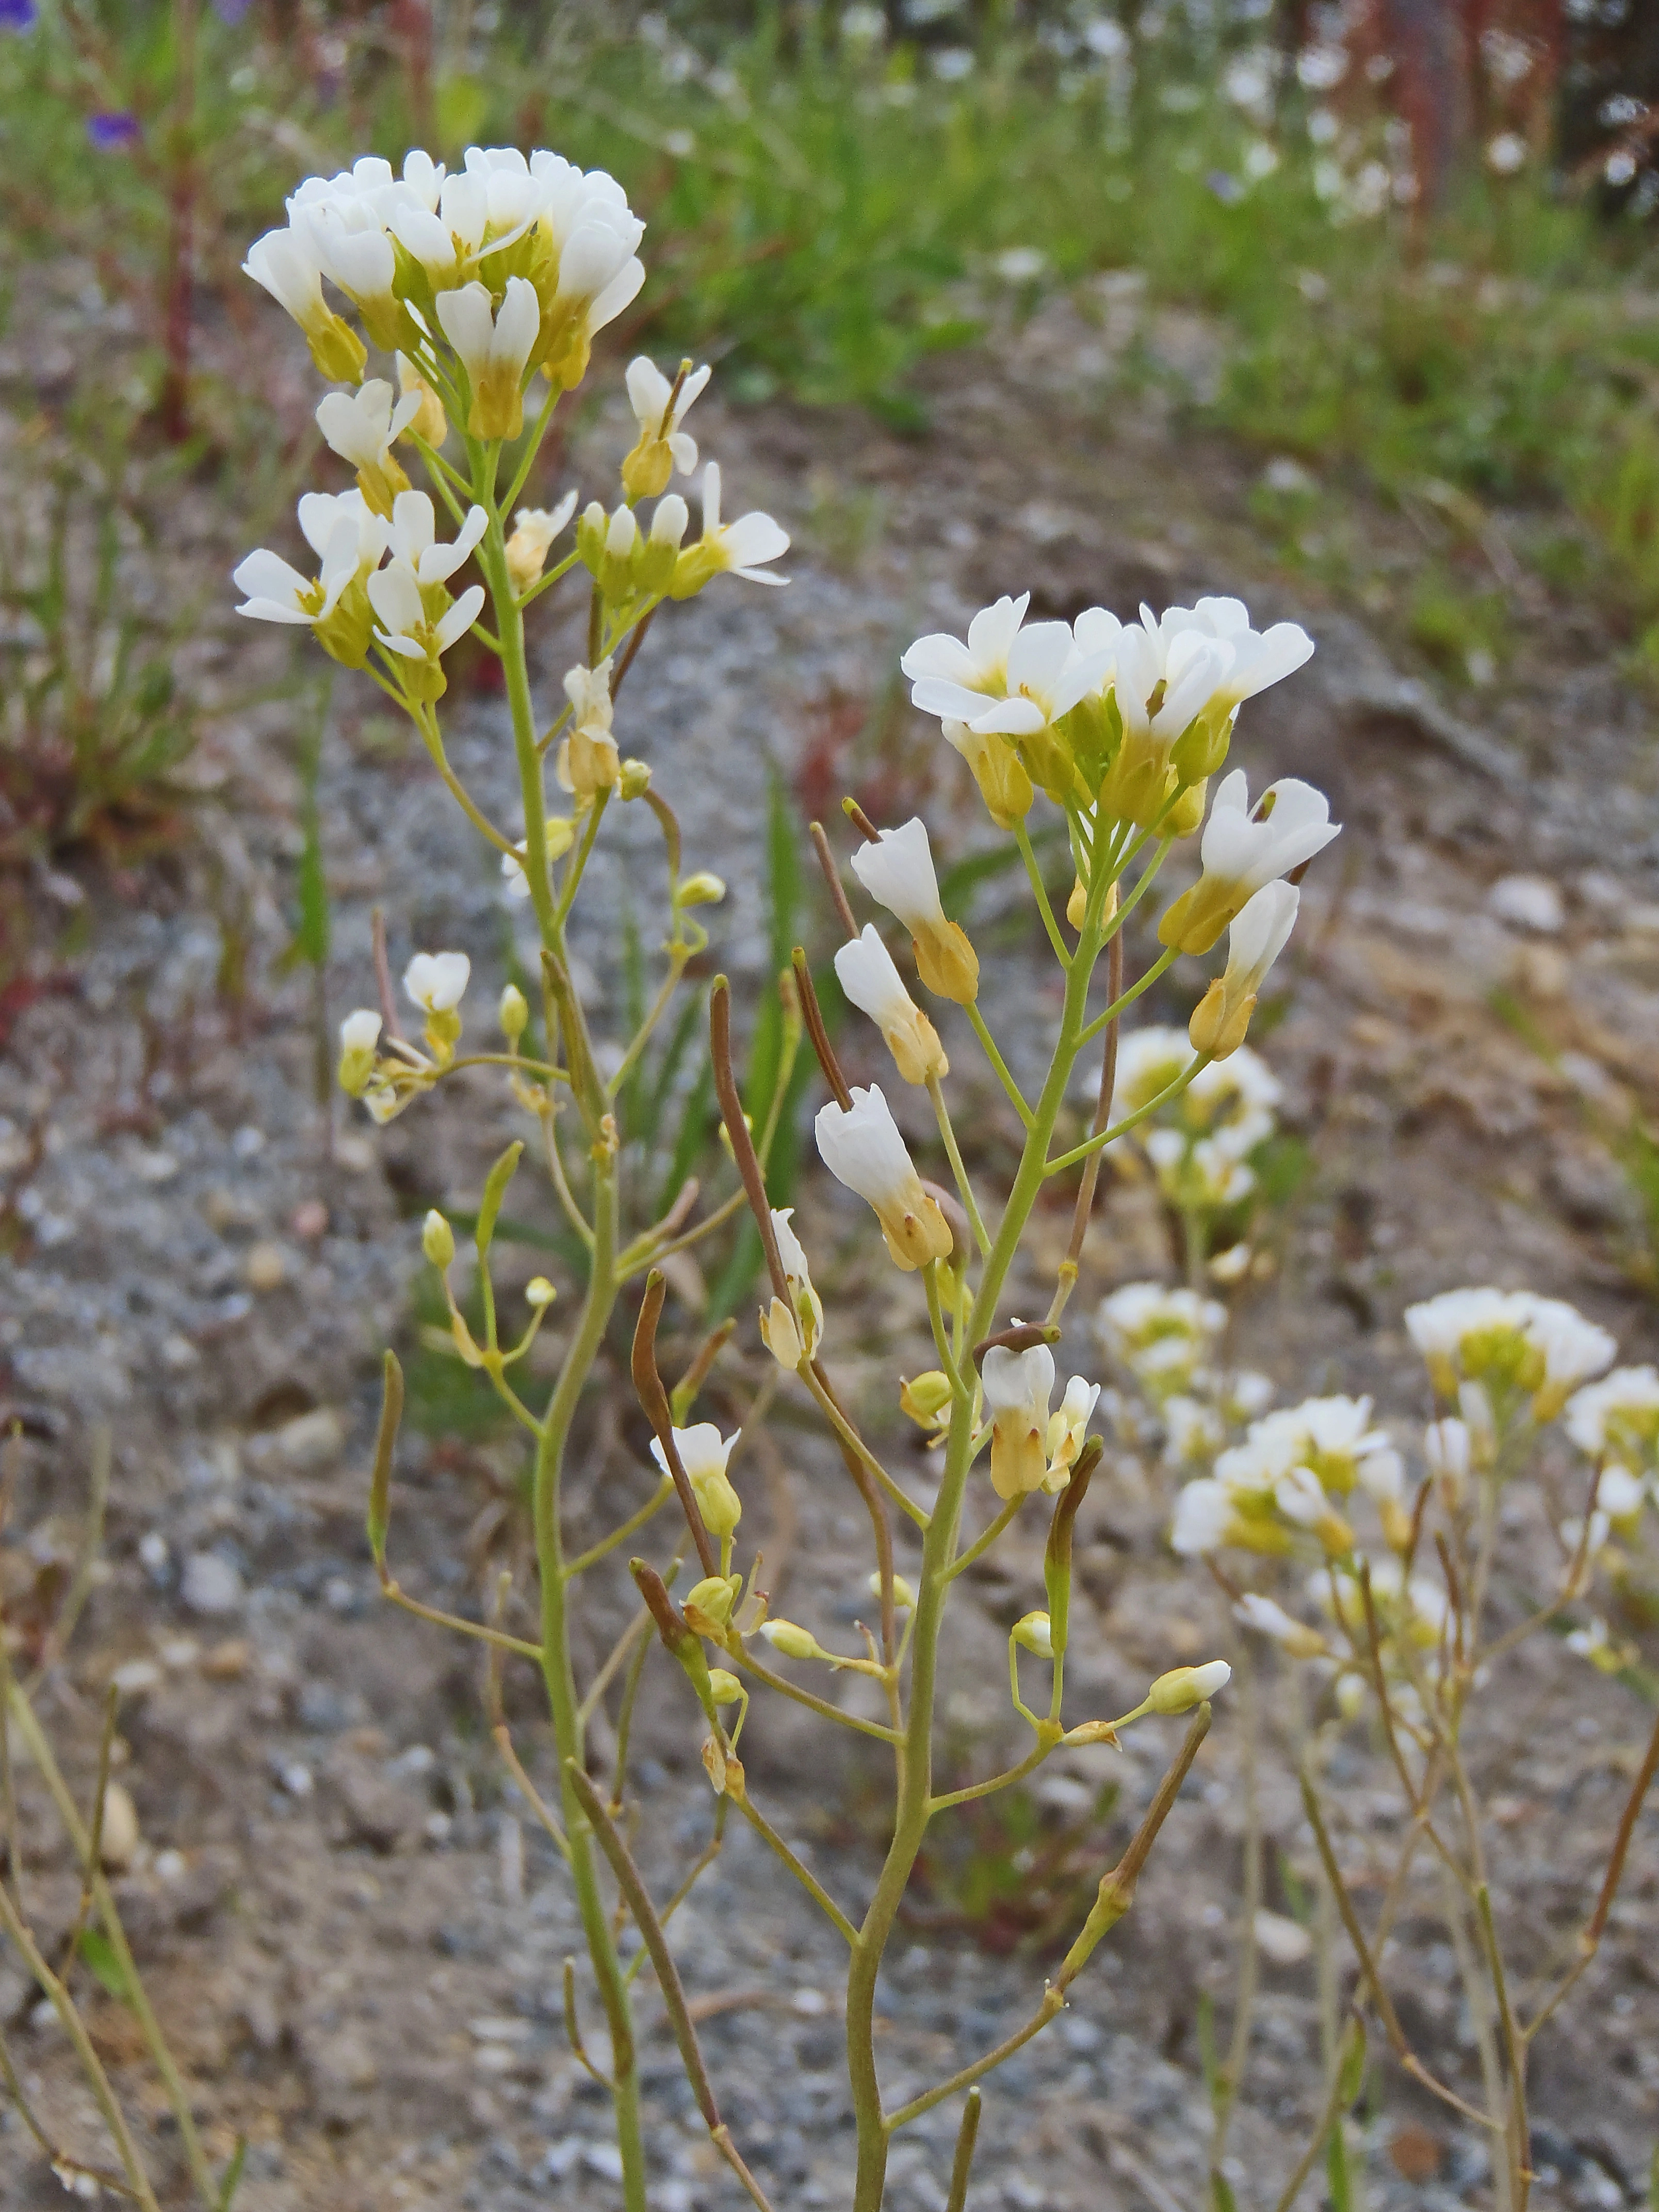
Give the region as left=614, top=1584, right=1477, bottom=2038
left=245, top=1242, right=288, bottom=1292
left=98, top=1783, right=140, bottom=1872
left=200, top=1638, right=250, bottom=1680
left=273, top=1406, right=345, bottom=1472
left=1488, top=873, right=1563, bottom=934
left=276, top=1761, right=314, bottom=1798
left=289, top=1198, right=329, bottom=1240
left=181, top=1552, right=244, bottom=1617
left=1253, top=1909, right=1313, bottom=1965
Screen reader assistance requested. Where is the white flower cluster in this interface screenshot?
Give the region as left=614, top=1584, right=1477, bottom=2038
left=1110, top=1029, right=1280, bottom=1217
left=236, top=143, right=788, bottom=718
left=1172, top=1393, right=1405, bottom=1558
left=1405, top=1286, right=1617, bottom=1427
left=337, top=950, right=474, bottom=1124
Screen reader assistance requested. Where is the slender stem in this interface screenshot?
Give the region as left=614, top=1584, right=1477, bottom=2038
left=733, top=1646, right=904, bottom=1744
left=923, top=1263, right=966, bottom=1394
left=929, top=1735, right=1055, bottom=1814
left=1017, top=819, right=1070, bottom=967
left=1076, top=943, right=1179, bottom=1049
left=0, top=1876, right=160, bottom=2211
left=927, top=1074, right=990, bottom=1256
left=569, top=1482, right=675, bottom=1578
left=379, top=1577, right=544, bottom=1658
left=1044, top=1056, right=1211, bottom=1177
left=736, top=1794, right=859, bottom=1945
left=966, top=1002, right=1034, bottom=1126
left=1209, top=1639, right=1261, bottom=2189
left=567, top=1767, right=778, bottom=2212
left=944, top=1495, right=1022, bottom=1583
left=7, top=1688, right=219, bottom=2208
left=415, top=704, right=517, bottom=857
left=946, top=2091, right=983, bottom=2212
left=800, top=1364, right=931, bottom=1533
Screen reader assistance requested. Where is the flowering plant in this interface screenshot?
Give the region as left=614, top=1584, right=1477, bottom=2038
left=218, top=137, right=1364, bottom=2212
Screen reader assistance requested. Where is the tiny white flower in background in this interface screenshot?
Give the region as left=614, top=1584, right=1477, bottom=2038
left=1188, top=881, right=1299, bottom=1061
left=653, top=1423, right=742, bottom=1538
left=1520, top=1294, right=1617, bottom=1419
left=336, top=1008, right=382, bottom=1095
left=317, top=378, right=422, bottom=517
left=623, top=355, right=711, bottom=497
left=1045, top=1375, right=1100, bottom=1489
left=670, top=462, right=790, bottom=595
left=1405, top=1287, right=1532, bottom=1394
left=833, top=925, right=949, bottom=1085
left=384, top=492, right=487, bottom=587
left=500, top=814, right=576, bottom=902
left=404, top=952, right=470, bottom=1013
left=1424, top=1416, right=1472, bottom=1498
left=1170, top=1477, right=1236, bottom=1556
left=1593, top=1464, right=1647, bottom=1526
left=814, top=1083, right=953, bottom=1272
left=850, top=818, right=979, bottom=1004
left=435, top=275, right=542, bottom=440
left=1184, top=1049, right=1282, bottom=1142
left=760, top=1207, right=823, bottom=1370
left=1234, top=1592, right=1326, bottom=1657
left=506, top=491, right=580, bottom=593
left=1565, top=1365, right=1659, bottom=1473
left=1159, top=769, right=1340, bottom=955
left=1162, top=1394, right=1224, bottom=1465
left=1108, top=1027, right=1194, bottom=1116
left=981, top=1342, right=1056, bottom=1500
left=1487, top=132, right=1527, bottom=176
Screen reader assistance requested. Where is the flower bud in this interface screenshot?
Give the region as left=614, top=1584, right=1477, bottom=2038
left=759, top=1618, right=827, bottom=1662
left=618, top=758, right=652, bottom=800
left=1066, top=877, right=1087, bottom=932
left=677, top=871, right=727, bottom=908
left=707, top=1668, right=744, bottom=1706
left=525, top=1277, right=556, bottom=1308
left=396, top=352, right=448, bottom=448
left=867, top=1571, right=917, bottom=1612
left=499, top=984, right=529, bottom=1044
left=900, top=1371, right=954, bottom=1428
left=422, top=1210, right=455, bottom=1270
left=337, top=1007, right=382, bottom=1096
left=1012, top=1611, right=1054, bottom=1659
left=1146, top=1659, right=1231, bottom=1713
left=685, top=1574, right=740, bottom=1633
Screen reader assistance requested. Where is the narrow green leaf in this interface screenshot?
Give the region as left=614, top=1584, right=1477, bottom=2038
left=475, top=1141, right=525, bottom=1259
left=77, top=1927, right=131, bottom=2003
left=1326, top=2119, right=1352, bottom=2212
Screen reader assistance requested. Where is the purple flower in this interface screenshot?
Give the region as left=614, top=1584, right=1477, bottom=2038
left=213, top=0, right=251, bottom=21
left=1206, top=170, right=1244, bottom=206
left=0, top=0, right=39, bottom=30
left=87, top=111, right=141, bottom=151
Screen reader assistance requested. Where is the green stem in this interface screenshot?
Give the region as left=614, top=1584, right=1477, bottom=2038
left=845, top=872, right=1115, bottom=2212
left=966, top=1003, right=1034, bottom=1126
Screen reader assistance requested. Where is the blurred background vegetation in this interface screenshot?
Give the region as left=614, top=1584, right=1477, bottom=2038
left=3, top=0, right=1659, bottom=944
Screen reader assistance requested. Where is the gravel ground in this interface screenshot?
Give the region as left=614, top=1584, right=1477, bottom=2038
left=2, top=282, right=1657, bottom=2209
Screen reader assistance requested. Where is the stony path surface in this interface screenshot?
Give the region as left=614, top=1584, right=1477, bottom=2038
left=3, top=301, right=1657, bottom=2209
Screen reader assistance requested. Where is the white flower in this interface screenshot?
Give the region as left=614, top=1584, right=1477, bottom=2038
left=506, top=491, right=579, bottom=593
left=528, top=154, right=646, bottom=381
left=1157, top=597, right=1315, bottom=715
left=1594, top=1464, right=1647, bottom=1525
left=1108, top=1027, right=1192, bottom=1116
left=1565, top=1365, right=1659, bottom=1472
left=295, top=193, right=399, bottom=341
left=404, top=952, right=470, bottom=1013
left=316, top=378, right=421, bottom=516
left=337, top=1008, right=382, bottom=1094
left=653, top=1422, right=742, bottom=1537
left=670, top=463, right=789, bottom=595
left=759, top=1207, right=823, bottom=1369
left=1045, top=1375, right=1100, bottom=1489
left=1163, top=1394, right=1224, bottom=1465
left=367, top=558, right=485, bottom=688
left=557, top=659, right=621, bottom=800
left=1188, top=882, right=1299, bottom=1061
left=1171, top=1477, right=1234, bottom=1555
left=982, top=1342, right=1055, bottom=1500
left=386, top=156, right=548, bottom=284
left=233, top=491, right=387, bottom=664
left=849, top=818, right=979, bottom=1004
left=814, top=1083, right=953, bottom=1272
left=1108, top=606, right=1238, bottom=748
left=434, top=276, right=541, bottom=440
left=1159, top=770, right=1340, bottom=955
left=242, top=222, right=366, bottom=381
left=622, top=355, right=711, bottom=496
left=901, top=594, right=1030, bottom=723
left=1520, top=1295, right=1617, bottom=1419
left=384, top=492, right=487, bottom=587
left=1234, top=1592, right=1326, bottom=1656
left=1424, top=1416, right=1471, bottom=1496
left=834, top=925, right=948, bottom=1085
left=1405, top=1287, right=1533, bottom=1393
